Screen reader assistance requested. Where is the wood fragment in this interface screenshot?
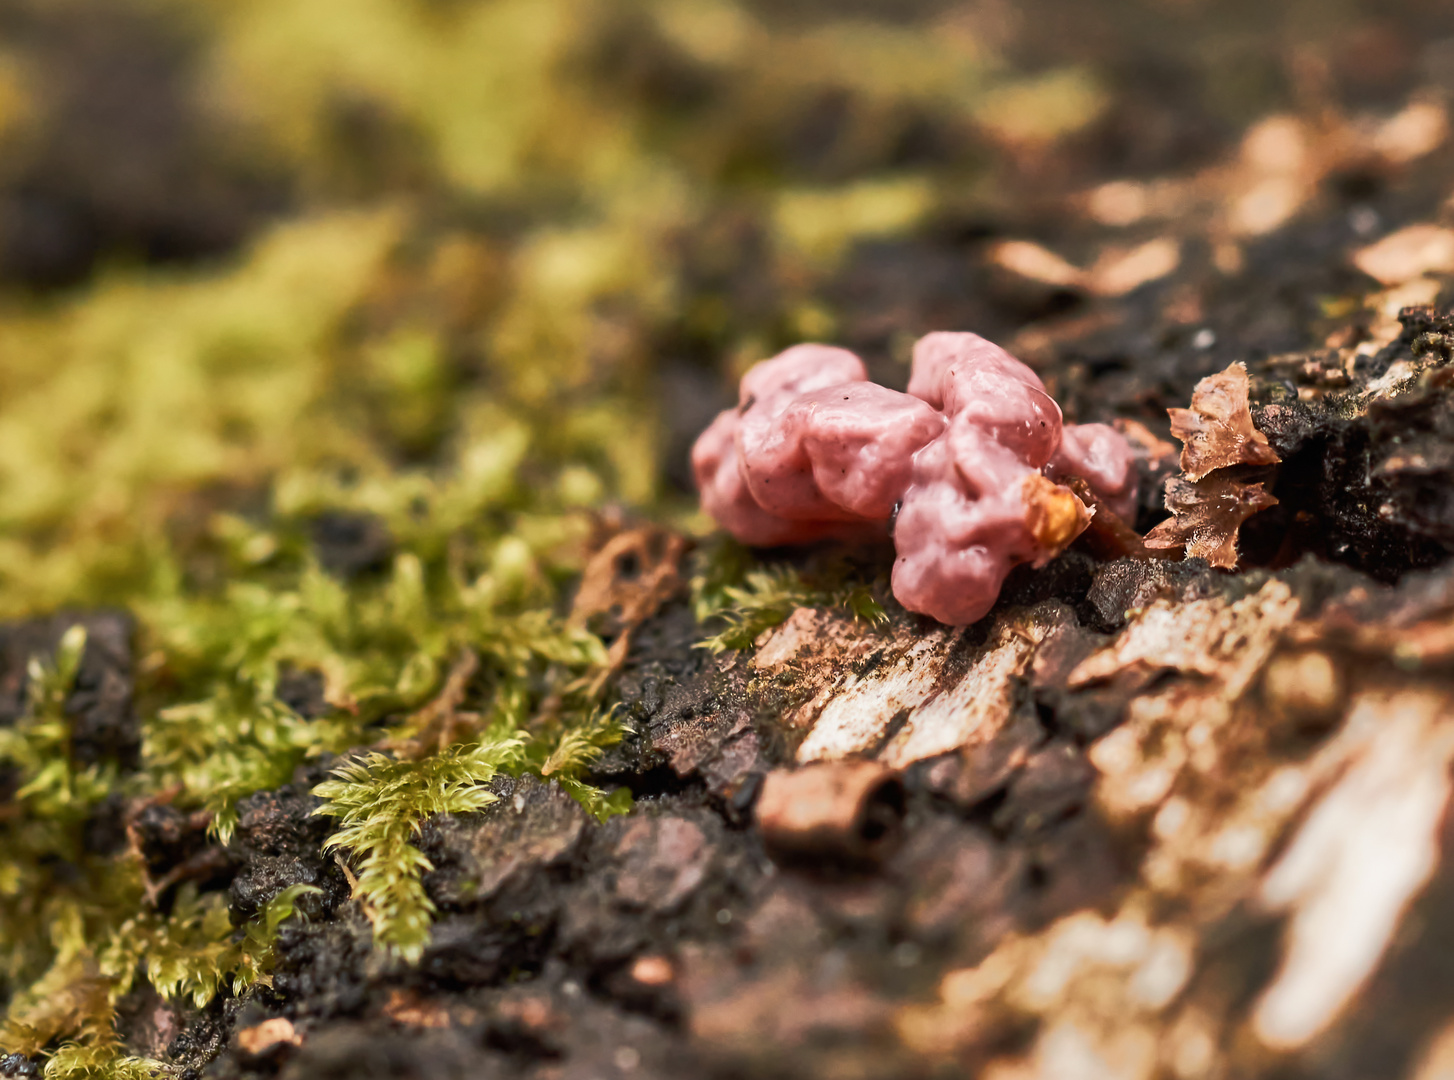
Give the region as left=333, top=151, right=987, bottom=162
left=756, top=760, right=903, bottom=864
left=236, top=1017, right=301, bottom=1061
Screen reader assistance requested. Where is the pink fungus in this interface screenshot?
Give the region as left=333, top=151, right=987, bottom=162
left=739, top=380, right=946, bottom=521
left=690, top=344, right=914, bottom=547
left=1047, top=423, right=1139, bottom=521
left=692, top=332, right=1139, bottom=626
left=892, top=332, right=1095, bottom=626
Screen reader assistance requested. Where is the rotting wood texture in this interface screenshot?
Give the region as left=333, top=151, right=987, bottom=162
left=145, top=110, right=1454, bottom=1080
left=606, top=558, right=1454, bottom=1079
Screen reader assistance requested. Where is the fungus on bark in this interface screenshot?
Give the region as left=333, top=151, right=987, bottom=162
left=691, top=332, right=1138, bottom=626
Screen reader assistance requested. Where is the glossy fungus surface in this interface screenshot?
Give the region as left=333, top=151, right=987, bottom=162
left=693, top=333, right=1138, bottom=625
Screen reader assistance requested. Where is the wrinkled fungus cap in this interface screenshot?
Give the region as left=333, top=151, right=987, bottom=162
left=891, top=333, right=1092, bottom=625
left=739, top=381, right=945, bottom=522
left=693, top=332, right=1138, bottom=625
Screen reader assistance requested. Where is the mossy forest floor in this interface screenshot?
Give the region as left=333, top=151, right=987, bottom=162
left=4, top=0, right=1454, bottom=1077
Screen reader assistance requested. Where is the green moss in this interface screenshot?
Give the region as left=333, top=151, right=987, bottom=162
left=694, top=559, right=889, bottom=653
left=314, top=743, right=522, bottom=962
left=0, top=626, right=111, bottom=827
left=0, top=878, right=316, bottom=1076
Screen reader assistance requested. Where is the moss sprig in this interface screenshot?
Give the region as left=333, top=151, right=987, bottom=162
left=0, top=625, right=113, bottom=826
left=313, top=740, right=525, bottom=962
left=695, top=563, right=888, bottom=653
left=101, top=882, right=321, bottom=1010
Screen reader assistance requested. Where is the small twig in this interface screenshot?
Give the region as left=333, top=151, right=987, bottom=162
left=383, top=648, right=481, bottom=758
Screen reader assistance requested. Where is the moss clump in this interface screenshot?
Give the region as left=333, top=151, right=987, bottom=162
left=0, top=219, right=643, bottom=1071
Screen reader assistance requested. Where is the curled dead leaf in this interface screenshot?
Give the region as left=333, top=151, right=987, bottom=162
left=1168, top=362, right=1281, bottom=481
left=1144, top=476, right=1278, bottom=569
left=573, top=525, right=688, bottom=631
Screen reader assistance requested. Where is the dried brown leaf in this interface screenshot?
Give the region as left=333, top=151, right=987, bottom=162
left=1168, top=361, right=1281, bottom=481
left=570, top=524, right=688, bottom=696
left=1144, top=475, right=1278, bottom=569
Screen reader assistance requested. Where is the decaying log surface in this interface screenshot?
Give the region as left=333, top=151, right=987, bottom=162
left=140, top=123, right=1454, bottom=1080
left=186, top=546, right=1454, bottom=1080
left=578, top=547, right=1454, bottom=1080
left=165, top=293, right=1454, bottom=1077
